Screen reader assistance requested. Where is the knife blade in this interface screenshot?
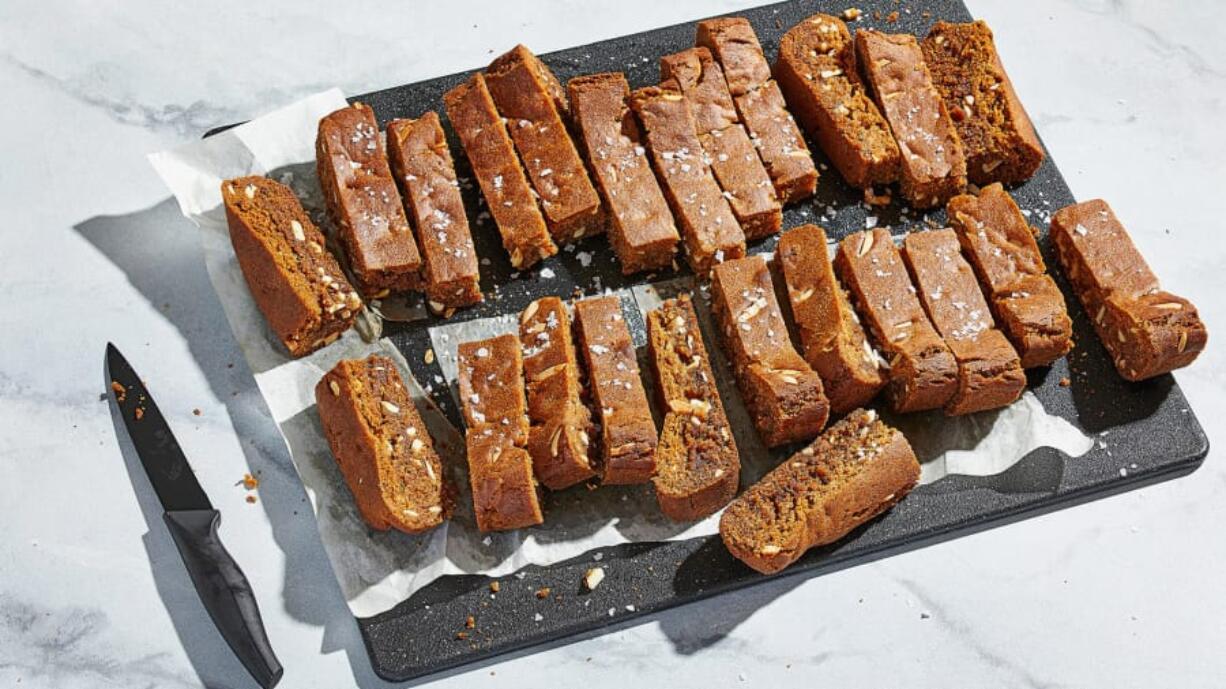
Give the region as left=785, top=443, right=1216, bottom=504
left=106, top=343, right=283, bottom=689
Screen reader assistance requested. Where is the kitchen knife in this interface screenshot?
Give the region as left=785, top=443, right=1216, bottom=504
left=105, top=343, right=283, bottom=689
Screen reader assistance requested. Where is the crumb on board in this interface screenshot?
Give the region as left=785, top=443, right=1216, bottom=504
left=489, top=581, right=500, bottom=593
left=583, top=567, right=605, bottom=591
left=246, top=495, right=257, bottom=504
left=134, top=407, right=144, bottom=420
left=240, top=473, right=260, bottom=490
left=1059, top=377, right=1071, bottom=387
left=465, top=615, right=476, bottom=629
left=843, top=7, right=862, bottom=21
left=535, top=586, right=551, bottom=599
left=424, top=348, right=435, bottom=365
left=110, top=381, right=126, bottom=402
left=192, top=408, right=202, bottom=416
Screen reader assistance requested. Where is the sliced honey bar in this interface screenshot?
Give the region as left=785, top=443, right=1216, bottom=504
left=457, top=335, right=543, bottom=531
left=386, top=112, right=482, bottom=312
left=647, top=295, right=740, bottom=521
left=660, top=47, right=781, bottom=239
left=774, top=14, right=901, bottom=190
left=947, top=183, right=1071, bottom=367
left=567, top=72, right=680, bottom=274
left=1051, top=200, right=1207, bottom=381
left=922, top=21, right=1044, bottom=185
left=711, top=255, right=829, bottom=446
left=630, top=84, right=746, bottom=273
left=316, top=102, right=423, bottom=296
left=720, top=409, right=919, bottom=574
left=486, top=45, right=605, bottom=244
left=519, top=297, right=597, bottom=490
left=444, top=74, right=558, bottom=269
left=903, top=229, right=1026, bottom=415
left=221, top=176, right=359, bottom=357
left=316, top=356, right=448, bottom=534
left=835, top=229, right=958, bottom=412
left=574, top=296, right=658, bottom=485
left=856, top=30, right=967, bottom=209
left=777, top=225, right=886, bottom=413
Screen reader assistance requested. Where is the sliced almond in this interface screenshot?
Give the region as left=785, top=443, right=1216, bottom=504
left=549, top=426, right=563, bottom=457
left=521, top=299, right=540, bottom=323
left=380, top=400, right=401, bottom=414
left=857, top=231, right=874, bottom=257
left=1178, top=330, right=1189, bottom=353
left=1153, top=302, right=1183, bottom=311
left=328, top=380, right=340, bottom=396
left=792, top=287, right=815, bottom=304
left=532, top=362, right=567, bottom=383
left=290, top=220, right=305, bottom=241
left=759, top=544, right=781, bottom=556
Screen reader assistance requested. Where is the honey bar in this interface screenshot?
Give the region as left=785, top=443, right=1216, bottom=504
left=711, top=256, right=830, bottom=446
left=835, top=229, right=958, bottom=412
left=573, top=296, right=658, bottom=485
left=386, top=112, right=482, bottom=311
left=647, top=295, right=740, bottom=521
left=316, top=102, right=423, bottom=296
left=947, top=183, right=1072, bottom=367
left=922, top=21, right=1044, bottom=185
left=457, top=335, right=543, bottom=531
left=485, top=45, right=605, bottom=244
left=774, top=14, right=901, bottom=190
left=316, top=356, right=447, bottom=534
left=444, top=74, right=557, bottom=269
left=221, top=176, right=360, bottom=357
left=720, top=409, right=919, bottom=574
left=567, top=72, right=680, bottom=274
left=519, top=297, right=597, bottom=490
left=695, top=17, right=771, bottom=97
left=630, top=84, right=746, bottom=273
left=776, top=225, right=886, bottom=413
left=660, top=48, right=781, bottom=239
left=855, top=30, right=967, bottom=208
left=902, top=229, right=1026, bottom=415
left=1051, top=200, right=1207, bottom=381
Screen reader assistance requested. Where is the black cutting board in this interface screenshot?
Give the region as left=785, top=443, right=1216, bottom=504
left=211, top=0, right=1208, bottom=682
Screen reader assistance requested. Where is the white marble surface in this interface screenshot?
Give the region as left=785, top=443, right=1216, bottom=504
left=1, top=1, right=1223, bottom=687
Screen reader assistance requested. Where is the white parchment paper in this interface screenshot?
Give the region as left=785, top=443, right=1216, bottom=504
left=150, top=91, right=1094, bottom=618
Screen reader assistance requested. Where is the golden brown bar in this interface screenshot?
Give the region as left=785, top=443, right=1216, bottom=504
left=443, top=74, right=558, bottom=270
left=902, top=229, right=1026, bottom=415
left=457, top=335, right=543, bottom=531
left=316, top=102, right=423, bottom=296
left=711, top=256, right=830, bottom=446
left=573, top=296, right=658, bottom=485
left=386, top=112, right=482, bottom=312
left=485, top=45, right=605, bottom=244
left=776, top=225, right=886, bottom=413
left=835, top=229, right=958, bottom=412
left=567, top=72, right=680, bottom=274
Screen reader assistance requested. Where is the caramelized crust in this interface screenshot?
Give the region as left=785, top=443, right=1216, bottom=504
left=711, top=256, right=830, bottom=446
left=222, top=176, right=359, bottom=357
left=647, top=295, right=740, bottom=520
left=315, top=356, right=448, bottom=534
left=720, top=409, right=919, bottom=574
left=777, top=225, right=886, bottom=413
left=316, top=103, right=423, bottom=295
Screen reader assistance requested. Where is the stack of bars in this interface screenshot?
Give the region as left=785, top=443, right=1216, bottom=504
left=212, top=12, right=1206, bottom=578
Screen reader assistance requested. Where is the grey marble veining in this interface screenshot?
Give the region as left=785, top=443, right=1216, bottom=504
left=0, top=1, right=1223, bottom=687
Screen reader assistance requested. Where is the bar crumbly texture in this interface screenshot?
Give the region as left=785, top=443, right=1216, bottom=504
left=222, top=176, right=360, bottom=357
left=836, top=229, right=958, bottom=412
left=519, top=297, right=597, bottom=490
left=711, top=255, right=830, bottom=446
left=485, top=45, right=605, bottom=244
left=647, top=295, right=740, bottom=521
left=457, top=335, right=543, bottom=531
left=386, top=112, right=482, bottom=311
left=774, top=14, right=901, bottom=190
left=719, top=408, right=920, bottom=575
left=947, top=183, right=1072, bottom=367
left=1050, top=200, right=1207, bottom=381
left=903, top=229, right=1026, bottom=415
left=567, top=72, right=680, bottom=274
left=316, top=102, right=423, bottom=296
left=856, top=30, right=967, bottom=209
left=922, top=20, right=1044, bottom=186
left=696, top=17, right=819, bottom=204
left=660, top=47, right=782, bottom=239
left=777, top=225, right=886, bottom=413
left=315, top=356, right=449, bottom=534
left=574, top=296, right=658, bottom=485
left=444, top=74, right=558, bottom=270
left=630, top=84, right=746, bottom=273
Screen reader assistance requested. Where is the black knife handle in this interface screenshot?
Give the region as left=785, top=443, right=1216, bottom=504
left=164, top=509, right=283, bottom=689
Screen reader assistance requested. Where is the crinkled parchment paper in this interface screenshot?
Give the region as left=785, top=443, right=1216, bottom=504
left=150, top=91, right=1093, bottom=617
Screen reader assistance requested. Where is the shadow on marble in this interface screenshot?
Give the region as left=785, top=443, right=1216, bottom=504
left=76, top=200, right=395, bottom=688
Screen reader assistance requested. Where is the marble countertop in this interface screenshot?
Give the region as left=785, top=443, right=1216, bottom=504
left=2, top=1, right=1223, bottom=686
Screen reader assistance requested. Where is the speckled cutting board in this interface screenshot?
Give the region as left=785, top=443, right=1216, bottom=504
left=212, top=0, right=1208, bottom=681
